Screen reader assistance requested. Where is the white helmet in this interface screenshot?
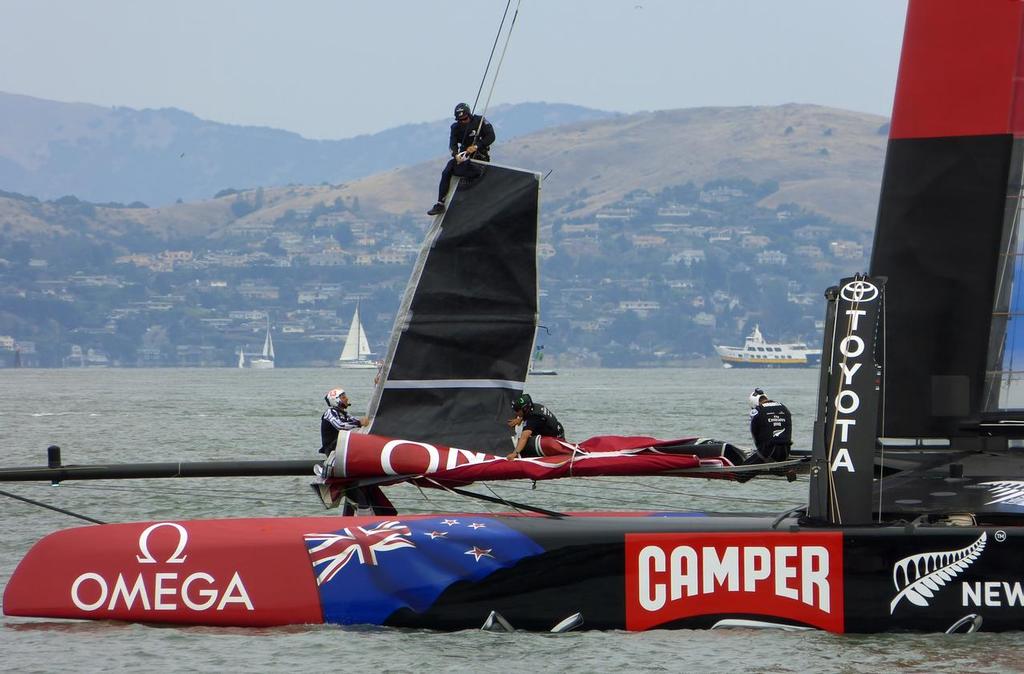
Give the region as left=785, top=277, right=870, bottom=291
left=749, top=388, right=765, bottom=409
left=325, top=388, right=348, bottom=409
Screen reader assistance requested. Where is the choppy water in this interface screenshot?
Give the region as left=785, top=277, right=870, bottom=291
left=2, top=368, right=1023, bottom=673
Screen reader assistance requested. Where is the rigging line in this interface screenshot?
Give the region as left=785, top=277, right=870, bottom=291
left=450, top=484, right=566, bottom=519
left=471, top=0, right=514, bottom=114
left=426, top=477, right=565, bottom=518
left=421, top=477, right=519, bottom=517
left=476, top=0, right=522, bottom=137
left=0, top=488, right=105, bottom=524
left=408, top=481, right=473, bottom=513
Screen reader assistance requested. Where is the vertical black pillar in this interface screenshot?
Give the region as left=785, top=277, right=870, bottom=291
left=807, top=275, right=884, bottom=525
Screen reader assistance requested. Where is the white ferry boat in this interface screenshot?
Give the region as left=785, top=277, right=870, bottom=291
left=714, top=324, right=821, bottom=368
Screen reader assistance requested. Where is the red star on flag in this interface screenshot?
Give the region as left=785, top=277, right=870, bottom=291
left=465, top=546, right=495, bottom=562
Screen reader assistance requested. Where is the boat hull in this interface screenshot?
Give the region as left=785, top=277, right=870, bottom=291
left=336, top=361, right=378, bottom=369
left=4, top=513, right=1019, bottom=633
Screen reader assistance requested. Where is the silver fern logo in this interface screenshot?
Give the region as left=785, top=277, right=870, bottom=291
left=981, top=481, right=1024, bottom=507
left=889, top=533, right=987, bottom=614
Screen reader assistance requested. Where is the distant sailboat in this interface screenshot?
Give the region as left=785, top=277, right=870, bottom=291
left=241, top=317, right=275, bottom=369
left=529, top=344, right=557, bottom=376
left=338, top=303, right=376, bottom=369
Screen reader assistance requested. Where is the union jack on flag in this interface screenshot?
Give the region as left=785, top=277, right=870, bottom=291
left=305, top=520, right=414, bottom=585
left=305, top=516, right=546, bottom=625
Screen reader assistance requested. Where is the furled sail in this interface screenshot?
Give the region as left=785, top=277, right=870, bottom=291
left=321, top=431, right=744, bottom=492
left=365, top=163, right=542, bottom=453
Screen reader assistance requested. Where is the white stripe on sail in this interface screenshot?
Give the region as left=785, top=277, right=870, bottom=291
left=384, top=379, right=524, bottom=390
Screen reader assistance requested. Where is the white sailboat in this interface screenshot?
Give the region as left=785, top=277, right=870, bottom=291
left=338, top=303, right=376, bottom=369
left=243, top=318, right=275, bottom=369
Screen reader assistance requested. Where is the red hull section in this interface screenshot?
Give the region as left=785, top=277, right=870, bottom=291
left=3, top=518, right=326, bottom=626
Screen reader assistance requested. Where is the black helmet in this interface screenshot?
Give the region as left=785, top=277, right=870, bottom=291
left=748, top=388, right=766, bottom=409
left=512, top=393, right=533, bottom=413
left=454, top=103, right=471, bottom=121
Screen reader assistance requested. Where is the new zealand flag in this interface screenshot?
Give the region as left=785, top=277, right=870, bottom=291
left=304, top=516, right=545, bottom=625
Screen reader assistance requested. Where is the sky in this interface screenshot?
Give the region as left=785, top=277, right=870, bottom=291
left=1, top=0, right=908, bottom=140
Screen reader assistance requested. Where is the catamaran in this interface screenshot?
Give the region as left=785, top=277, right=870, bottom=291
left=5, top=0, right=1024, bottom=634
left=337, top=303, right=376, bottom=369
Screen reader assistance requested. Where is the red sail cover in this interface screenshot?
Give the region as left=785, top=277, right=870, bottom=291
left=323, top=432, right=734, bottom=489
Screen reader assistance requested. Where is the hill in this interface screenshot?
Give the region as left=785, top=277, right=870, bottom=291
left=0, top=104, right=888, bottom=246
left=0, top=103, right=887, bottom=368
left=0, top=92, right=614, bottom=206
left=340, top=104, right=888, bottom=230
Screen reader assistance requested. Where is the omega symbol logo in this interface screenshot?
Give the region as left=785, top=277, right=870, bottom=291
left=840, top=280, right=878, bottom=303
left=136, top=522, right=189, bottom=564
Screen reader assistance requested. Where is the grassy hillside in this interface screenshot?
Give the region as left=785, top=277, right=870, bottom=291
left=339, top=104, right=887, bottom=230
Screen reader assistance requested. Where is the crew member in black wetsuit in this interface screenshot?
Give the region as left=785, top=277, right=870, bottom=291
left=319, top=387, right=367, bottom=455
left=506, top=393, right=566, bottom=459
left=738, top=388, right=793, bottom=480
left=427, top=102, right=495, bottom=215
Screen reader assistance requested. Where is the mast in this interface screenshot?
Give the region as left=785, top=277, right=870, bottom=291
left=807, top=275, right=884, bottom=525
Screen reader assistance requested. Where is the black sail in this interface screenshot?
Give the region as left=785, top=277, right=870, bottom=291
left=366, top=163, right=541, bottom=453
left=868, top=1, right=1024, bottom=438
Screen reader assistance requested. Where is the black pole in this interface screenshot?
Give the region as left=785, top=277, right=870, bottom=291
left=0, top=459, right=320, bottom=483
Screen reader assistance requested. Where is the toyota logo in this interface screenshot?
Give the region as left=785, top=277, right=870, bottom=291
left=840, top=280, right=878, bottom=303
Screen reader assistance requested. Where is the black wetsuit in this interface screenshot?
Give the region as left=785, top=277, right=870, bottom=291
left=520, top=403, right=565, bottom=457
left=745, top=400, right=792, bottom=465
left=319, top=408, right=363, bottom=455
left=437, top=114, right=495, bottom=202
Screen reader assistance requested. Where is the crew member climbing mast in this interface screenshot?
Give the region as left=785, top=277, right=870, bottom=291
left=425, top=0, right=520, bottom=216
left=427, top=103, right=495, bottom=215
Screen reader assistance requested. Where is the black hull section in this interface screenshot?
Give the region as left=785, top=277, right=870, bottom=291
left=374, top=515, right=1024, bottom=633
